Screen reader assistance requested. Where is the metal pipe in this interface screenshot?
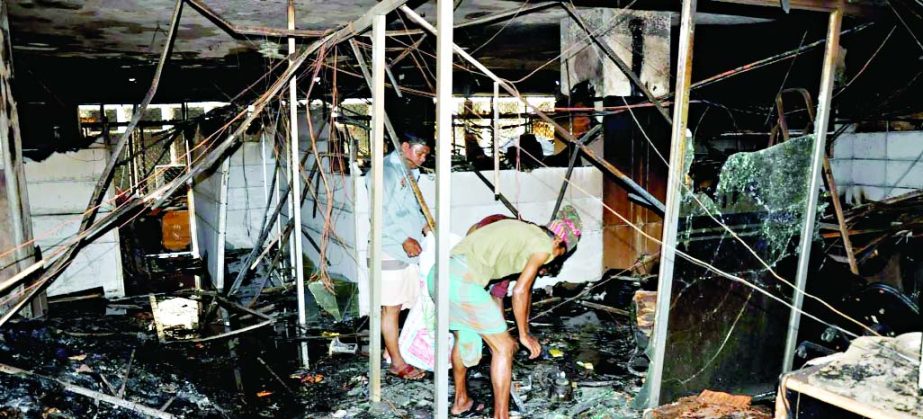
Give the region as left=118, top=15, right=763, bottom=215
left=368, top=13, right=387, bottom=404
left=551, top=125, right=602, bottom=221
left=782, top=4, right=843, bottom=374
left=262, top=127, right=284, bottom=284
left=434, top=0, right=454, bottom=417
left=0, top=261, right=43, bottom=295
left=389, top=34, right=426, bottom=69
left=647, top=0, right=697, bottom=408
left=183, top=130, right=202, bottom=289
left=287, top=0, right=310, bottom=369
left=493, top=82, right=500, bottom=196
left=216, top=159, right=230, bottom=290
left=385, top=65, right=403, bottom=98
left=260, top=133, right=271, bottom=232
left=271, top=124, right=285, bottom=277
left=471, top=169, right=521, bottom=218
left=399, top=6, right=666, bottom=215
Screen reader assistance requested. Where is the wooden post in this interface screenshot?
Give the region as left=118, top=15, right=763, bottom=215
left=822, top=156, right=859, bottom=274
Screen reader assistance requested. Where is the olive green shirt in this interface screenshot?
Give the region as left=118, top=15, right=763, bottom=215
left=451, top=219, right=555, bottom=286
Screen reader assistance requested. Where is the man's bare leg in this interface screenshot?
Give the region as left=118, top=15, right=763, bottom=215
left=482, top=331, right=517, bottom=419
left=450, top=331, right=476, bottom=415
left=382, top=305, right=423, bottom=379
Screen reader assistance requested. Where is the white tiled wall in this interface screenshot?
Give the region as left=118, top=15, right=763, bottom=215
left=303, top=165, right=605, bottom=316
left=24, top=144, right=125, bottom=297
left=830, top=130, right=923, bottom=203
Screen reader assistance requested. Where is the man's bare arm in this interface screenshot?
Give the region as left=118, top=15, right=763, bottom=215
left=512, top=252, right=548, bottom=358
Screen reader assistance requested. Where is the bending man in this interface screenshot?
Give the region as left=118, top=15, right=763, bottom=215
left=427, top=206, right=582, bottom=418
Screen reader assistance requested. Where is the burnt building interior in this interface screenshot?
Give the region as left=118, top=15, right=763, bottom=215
left=0, top=0, right=921, bottom=417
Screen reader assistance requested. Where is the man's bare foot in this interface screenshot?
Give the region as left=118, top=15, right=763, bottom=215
left=451, top=396, right=486, bottom=417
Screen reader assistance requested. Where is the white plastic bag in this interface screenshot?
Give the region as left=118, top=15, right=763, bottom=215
left=398, top=234, right=462, bottom=371
left=398, top=278, right=451, bottom=371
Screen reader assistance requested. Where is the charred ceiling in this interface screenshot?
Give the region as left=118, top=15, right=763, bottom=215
left=4, top=0, right=922, bottom=153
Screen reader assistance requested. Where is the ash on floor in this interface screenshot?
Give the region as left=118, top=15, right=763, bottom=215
left=0, top=280, right=644, bottom=418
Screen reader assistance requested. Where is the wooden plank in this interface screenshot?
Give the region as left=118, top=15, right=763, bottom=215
left=822, top=156, right=859, bottom=274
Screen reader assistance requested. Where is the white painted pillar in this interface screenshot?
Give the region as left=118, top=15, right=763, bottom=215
left=434, top=0, right=454, bottom=417
left=215, top=159, right=230, bottom=290
left=648, top=0, right=697, bottom=409
left=368, top=13, right=387, bottom=403
left=288, top=0, right=309, bottom=368
left=782, top=4, right=843, bottom=374
left=493, top=82, right=500, bottom=196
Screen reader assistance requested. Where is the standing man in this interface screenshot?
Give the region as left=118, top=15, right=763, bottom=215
left=368, top=132, right=431, bottom=380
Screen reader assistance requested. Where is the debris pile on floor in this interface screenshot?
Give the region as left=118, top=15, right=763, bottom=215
left=649, top=389, right=772, bottom=418
left=0, top=276, right=650, bottom=418
left=808, top=332, right=923, bottom=416
left=0, top=310, right=221, bottom=417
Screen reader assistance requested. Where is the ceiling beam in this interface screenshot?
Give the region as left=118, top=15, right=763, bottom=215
left=710, top=0, right=882, bottom=17
left=184, top=0, right=326, bottom=39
